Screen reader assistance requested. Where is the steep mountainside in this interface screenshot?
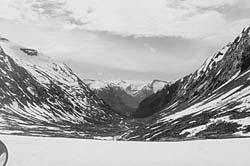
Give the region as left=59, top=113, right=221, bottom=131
left=125, top=27, right=250, bottom=141
left=134, top=28, right=250, bottom=118
left=84, top=79, right=169, bottom=116
left=0, top=37, right=127, bottom=139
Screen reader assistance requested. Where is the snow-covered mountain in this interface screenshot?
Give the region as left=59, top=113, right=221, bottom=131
left=1, top=27, right=250, bottom=142
left=126, top=27, right=250, bottom=141
left=0, top=36, right=127, bottom=139
left=84, top=79, right=169, bottom=116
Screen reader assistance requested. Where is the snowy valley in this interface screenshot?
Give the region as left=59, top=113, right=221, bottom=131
left=1, top=27, right=250, bottom=142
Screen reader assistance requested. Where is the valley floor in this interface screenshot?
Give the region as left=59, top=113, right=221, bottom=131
left=1, top=134, right=250, bottom=166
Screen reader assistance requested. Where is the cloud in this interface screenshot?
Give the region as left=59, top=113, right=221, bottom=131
left=166, top=0, right=238, bottom=9
left=0, top=0, right=250, bottom=43
left=0, top=0, right=86, bottom=26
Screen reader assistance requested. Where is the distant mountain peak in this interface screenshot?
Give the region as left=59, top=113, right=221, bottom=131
left=84, top=79, right=170, bottom=95
left=84, top=79, right=169, bottom=116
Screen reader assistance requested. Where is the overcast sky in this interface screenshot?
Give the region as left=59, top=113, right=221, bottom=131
left=0, top=0, right=250, bottom=81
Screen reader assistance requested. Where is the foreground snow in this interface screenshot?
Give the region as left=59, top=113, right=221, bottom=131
left=0, top=135, right=250, bottom=166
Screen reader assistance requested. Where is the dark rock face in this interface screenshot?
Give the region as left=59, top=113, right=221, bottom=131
left=0, top=37, right=9, bottom=42
left=20, top=48, right=38, bottom=56
left=133, top=82, right=179, bottom=118
left=92, top=86, right=136, bottom=117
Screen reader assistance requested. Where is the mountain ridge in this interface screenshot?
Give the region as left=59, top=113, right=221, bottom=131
left=133, top=27, right=250, bottom=118
left=124, top=27, right=250, bottom=141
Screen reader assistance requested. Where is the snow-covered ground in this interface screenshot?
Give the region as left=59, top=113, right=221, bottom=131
left=1, top=135, right=250, bottom=166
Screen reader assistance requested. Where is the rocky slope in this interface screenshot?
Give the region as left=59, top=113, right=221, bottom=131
left=84, top=79, right=169, bottom=116
left=125, top=27, right=250, bottom=141
left=0, top=36, right=127, bottom=139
